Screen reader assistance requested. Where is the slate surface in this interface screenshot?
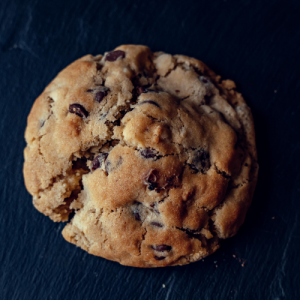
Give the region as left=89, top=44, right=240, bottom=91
left=0, top=0, right=300, bottom=299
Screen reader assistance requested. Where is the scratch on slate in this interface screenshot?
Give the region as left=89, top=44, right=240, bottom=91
left=37, top=267, right=48, bottom=282
left=277, top=213, right=298, bottom=297
left=165, top=273, right=180, bottom=300
left=15, top=41, right=40, bottom=59
left=75, top=272, right=88, bottom=288
left=5, top=7, right=40, bottom=59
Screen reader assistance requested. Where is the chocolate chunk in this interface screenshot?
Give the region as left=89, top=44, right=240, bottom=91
left=95, top=91, right=106, bottom=103
left=175, top=90, right=180, bottom=93
left=190, top=149, right=211, bottom=173
left=133, top=212, right=141, bottom=221
left=151, top=222, right=163, bottom=227
left=199, top=76, right=210, bottom=84
left=91, top=158, right=100, bottom=170
left=151, top=245, right=172, bottom=252
left=87, top=87, right=109, bottom=102
left=144, top=169, right=159, bottom=191
left=154, top=256, right=165, bottom=260
left=91, top=153, right=108, bottom=171
left=150, top=203, right=160, bottom=214
left=141, top=148, right=156, bottom=159
left=139, top=100, right=160, bottom=108
left=148, top=184, right=157, bottom=191
left=105, top=50, right=125, bottom=62
left=69, top=104, right=89, bottom=118
left=133, top=202, right=142, bottom=221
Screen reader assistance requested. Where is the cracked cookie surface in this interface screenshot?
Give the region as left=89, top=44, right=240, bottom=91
left=23, top=45, right=258, bottom=267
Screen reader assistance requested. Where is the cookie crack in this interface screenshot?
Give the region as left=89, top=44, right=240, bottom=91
left=214, top=164, right=231, bottom=179
left=161, top=57, right=178, bottom=78
left=138, top=226, right=147, bottom=257
left=174, top=225, right=219, bottom=250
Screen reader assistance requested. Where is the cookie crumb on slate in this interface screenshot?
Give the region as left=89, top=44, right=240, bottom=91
left=23, top=45, right=258, bottom=267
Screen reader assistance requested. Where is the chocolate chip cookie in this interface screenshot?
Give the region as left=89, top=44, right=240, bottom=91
left=23, top=45, right=258, bottom=267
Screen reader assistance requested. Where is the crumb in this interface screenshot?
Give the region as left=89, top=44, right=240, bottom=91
left=274, top=90, right=277, bottom=93
left=233, top=255, right=236, bottom=258
left=272, top=217, right=275, bottom=219
left=162, top=284, right=165, bottom=288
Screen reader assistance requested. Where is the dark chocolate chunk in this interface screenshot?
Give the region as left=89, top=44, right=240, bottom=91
left=190, top=149, right=211, bottom=173
left=105, top=50, right=125, bottom=62
left=151, top=245, right=172, bottom=252
left=91, top=153, right=109, bottom=171
left=141, top=148, right=156, bottom=159
left=148, top=183, right=157, bottom=191
left=87, top=87, right=109, bottom=102
left=69, top=104, right=89, bottom=118
left=151, top=222, right=163, bottom=227
left=133, top=212, right=141, bottom=221
left=199, top=76, right=210, bottom=84
left=144, top=169, right=159, bottom=191
left=95, top=91, right=106, bottom=103
left=150, top=203, right=160, bottom=214
left=133, top=202, right=142, bottom=221
left=154, top=256, right=165, bottom=260
left=91, top=158, right=100, bottom=170
left=139, top=100, right=160, bottom=108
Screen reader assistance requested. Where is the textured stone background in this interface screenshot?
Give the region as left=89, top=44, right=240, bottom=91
left=0, top=0, right=299, bottom=299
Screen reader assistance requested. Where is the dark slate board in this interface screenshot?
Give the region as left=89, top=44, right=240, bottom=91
left=1, top=0, right=300, bottom=299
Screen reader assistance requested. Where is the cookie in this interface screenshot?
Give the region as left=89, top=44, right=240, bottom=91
left=23, top=45, right=258, bottom=267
